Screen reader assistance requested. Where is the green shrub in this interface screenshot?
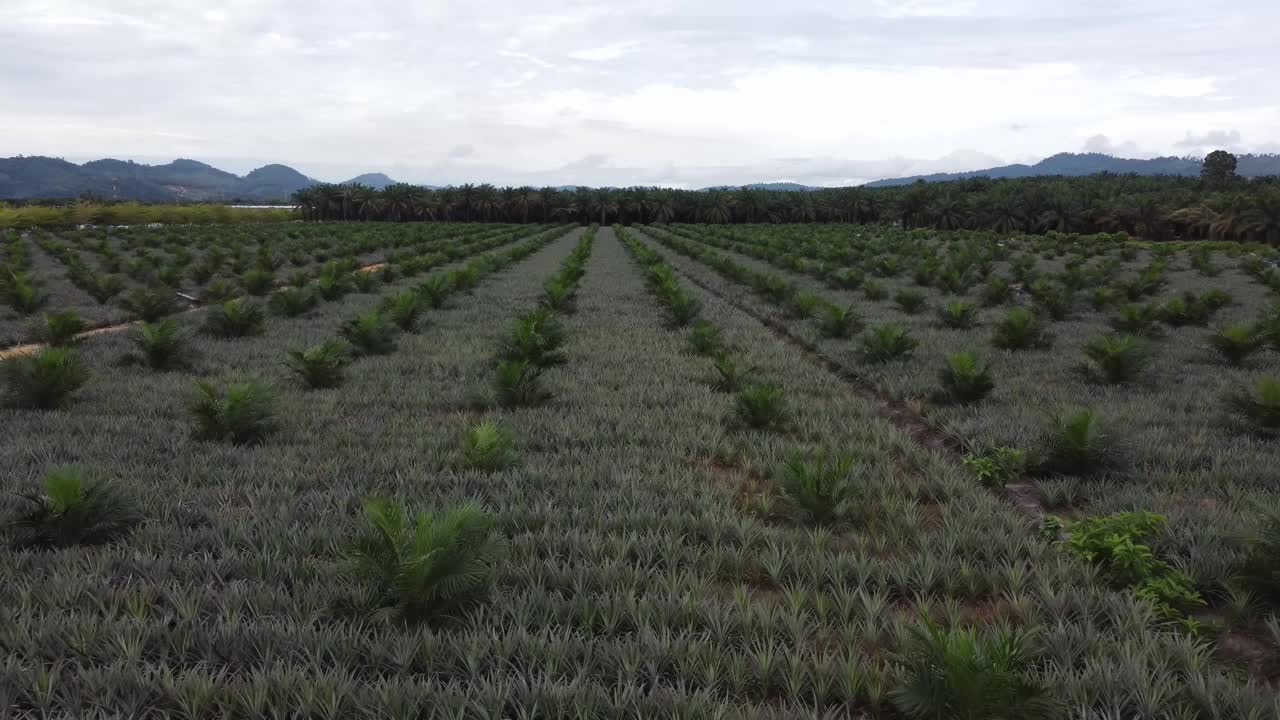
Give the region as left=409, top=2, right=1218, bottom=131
left=4, top=348, right=88, bottom=409
left=687, top=321, right=726, bottom=356
left=991, top=308, right=1051, bottom=351
left=6, top=469, right=141, bottom=549
left=784, top=290, right=822, bottom=319
left=188, top=380, right=277, bottom=444
left=1237, top=510, right=1280, bottom=605
left=1225, top=377, right=1280, bottom=435
left=776, top=451, right=856, bottom=524
left=1157, top=293, right=1213, bottom=327
left=894, top=288, right=929, bottom=314
left=712, top=355, right=757, bottom=393
left=4, top=270, right=44, bottom=314
left=339, top=311, right=399, bottom=356
left=979, top=275, right=1011, bottom=306
left=666, top=289, right=701, bottom=327
left=1208, top=324, right=1264, bottom=366
left=817, top=303, right=862, bottom=339
left=541, top=277, right=575, bottom=313
left=1036, top=409, right=1125, bottom=477
left=86, top=274, right=125, bottom=304
left=938, top=351, right=994, bottom=403
left=859, top=324, right=918, bottom=363
left=499, top=309, right=566, bottom=367
left=203, top=298, right=266, bottom=338
left=862, top=280, right=888, bottom=301
left=351, top=269, right=381, bottom=293
left=1109, top=304, right=1163, bottom=337
left=938, top=300, right=979, bottom=329
left=346, top=500, right=504, bottom=622
left=315, top=263, right=352, bottom=300
left=1029, top=279, right=1073, bottom=320
left=731, top=384, right=788, bottom=431
left=285, top=339, right=351, bottom=389
left=461, top=420, right=519, bottom=472
left=269, top=286, right=318, bottom=317
left=1080, top=334, right=1148, bottom=384
left=379, top=290, right=423, bottom=332
left=35, top=310, right=86, bottom=346
left=120, top=286, right=175, bottom=322
left=494, top=360, right=550, bottom=407
left=417, top=274, right=452, bottom=308
left=890, top=620, right=1059, bottom=720
left=962, top=447, right=1025, bottom=487
left=240, top=267, right=275, bottom=295
left=126, top=320, right=194, bottom=371
left=1067, top=511, right=1204, bottom=620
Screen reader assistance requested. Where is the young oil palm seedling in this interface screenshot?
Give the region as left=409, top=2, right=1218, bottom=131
left=284, top=339, right=351, bottom=389
left=1036, top=408, right=1125, bottom=477
left=417, top=274, right=452, bottom=308
left=665, top=288, right=701, bottom=327
left=239, top=267, right=275, bottom=295
left=938, top=351, right=994, bottom=403
left=784, top=290, right=822, bottom=319
left=119, top=285, right=175, bottom=322
left=268, top=286, right=318, bottom=317
left=712, top=354, right=758, bottom=393
left=351, top=268, right=381, bottom=293
left=35, top=310, right=86, bottom=346
left=894, top=288, right=929, bottom=315
left=817, top=302, right=863, bottom=339
left=1029, top=279, right=1073, bottom=320
left=85, top=273, right=125, bottom=304
left=541, top=277, right=576, bottom=313
left=1224, top=377, right=1280, bottom=435
left=125, top=320, right=194, bottom=371
left=962, top=447, right=1025, bottom=487
left=460, top=420, right=519, bottom=472
left=379, top=290, right=424, bottom=332
left=938, top=300, right=979, bottom=329
left=776, top=451, right=857, bottom=524
left=7, top=469, right=141, bottom=550
left=863, top=280, right=888, bottom=301
left=731, top=384, right=788, bottom=431
left=499, top=309, right=566, bottom=367
left=339, top=310, right=399, bottom=356
left=4, top=270, right=44, bottom=313
left=1157, top=292, right=1214, bottom=327
left=4, top=347, right=88, bottom=409
left=991, top=308, right=1052, bottom=351
left=980, top=275, right=1011, bottom=306
left=1237, top=510, right=1280, bottom=604
left=687, top=321, right=727, bottom=356
left=346, top=499, right=504, bottom=622
left=1109, top=303, right=1163, bottom=337
left=187, top=380, right=277, bottom=444
left=202, top=297, right=266, bottom=338
left=890, top=619, right=1058, bottom=720
left=1208, top=323, right=1264, bottom=366
left=859, top=324, right=918, bottom=363
left=494, top=359, right=551, bottom=407
left=1080, top=333, right=1149, bottom=384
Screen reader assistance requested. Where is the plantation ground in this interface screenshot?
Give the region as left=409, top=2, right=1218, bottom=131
left=2, top=223, right=1279, bottom=717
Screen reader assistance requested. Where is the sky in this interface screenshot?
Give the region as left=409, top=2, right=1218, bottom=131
left=2, top=0, right=1279, bottom=187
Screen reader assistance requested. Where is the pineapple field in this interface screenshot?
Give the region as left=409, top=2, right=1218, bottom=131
left=2, top=221, right=1280, bottom=718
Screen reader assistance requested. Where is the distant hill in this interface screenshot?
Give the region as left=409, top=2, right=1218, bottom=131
left=865, top=152, right=1280, bottom=187
left=0, top=156, right=319, bottom=202
left=700, top=182, right=823, bottom=192
left=344, top=172, right=397, bottom=189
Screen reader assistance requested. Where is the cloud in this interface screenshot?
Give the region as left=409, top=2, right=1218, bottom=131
left=1175, top=129, right=1244, bottom=150
left=1082, top=134, right=1146, bottom=158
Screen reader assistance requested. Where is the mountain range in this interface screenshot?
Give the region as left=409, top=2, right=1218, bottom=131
left=3, top=152, right=1279, bottom=202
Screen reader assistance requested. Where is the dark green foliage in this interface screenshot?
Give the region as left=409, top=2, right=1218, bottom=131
left=1237, top=511, right=1280, bottom=605
left=991, top=308, right=1051, bottom=351
left=890, top=620, right=1059, bottom=720
left=126, top=320, right=194, bottom=371
left=817, top=303, right=862, bottom=339
left=1207, top=324, right=1263, bottom=366
left=1080, top=334, right=1149, bottom=384
left=687, top=321, right=726, bottom=356
left=269, top=286, right=318, bottom=317
left=4, top=348, right=88, bottom=409
left=351, top=268, right=381, bottom=293
left=894, top=288, right=928, bottom=314
left=862, top=280, right=888, bottom=301
left=712, top=355, right=757, bottom=393
left=119, top=286, right=175, bottom=322
left=339, top=311, right=399, bottom=356
left=962, top=447, right=1025, bottom=487
left=187, top=380, right=277, bottom=444
left=1109, top=304, right=1163, bottom=337
left=240, top=267, right=275, bottom=295
left=938, top=300, right=978, bottom=329
left=1036, top=409, right=1125, bottom=477
left=6, top=469, right=141, bottom=549
left=346, top=500, right=504, bottom=622
left=35, top=310, right=85, bottom=346
left=379, top=290, right=423, bottom=331
left=938, top=351, right=994, bottom=403
left=979, top=275, right=1011, bottom=306
left=285, top=339, right=351, bottom=389
left=1157, top=292, right=1215, bottom=327
left=1225, top=377, right=1280, bottom=435
left=859, top=323, right=918, bottom=363
left=203, top=298, right=266, bottom=338
left=1067, top=512, right=1204, bottom=620
left=460, top=420, right=518, bottom=472
left=776, top=451, right=856, bottom=524
left=417, top=274, right=452, bottom=308
left=1029, top=279, right=1073, bottom=320
left=494, top=360, right=550, bottom=407
left=731, top=384, right=788, bottom=431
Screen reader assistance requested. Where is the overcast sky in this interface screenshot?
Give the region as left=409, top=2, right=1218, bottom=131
left=3, top=0, right=1278, bottom=187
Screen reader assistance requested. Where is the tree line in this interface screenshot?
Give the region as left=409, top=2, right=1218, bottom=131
left=294, top=161, right=1279, bottom=245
